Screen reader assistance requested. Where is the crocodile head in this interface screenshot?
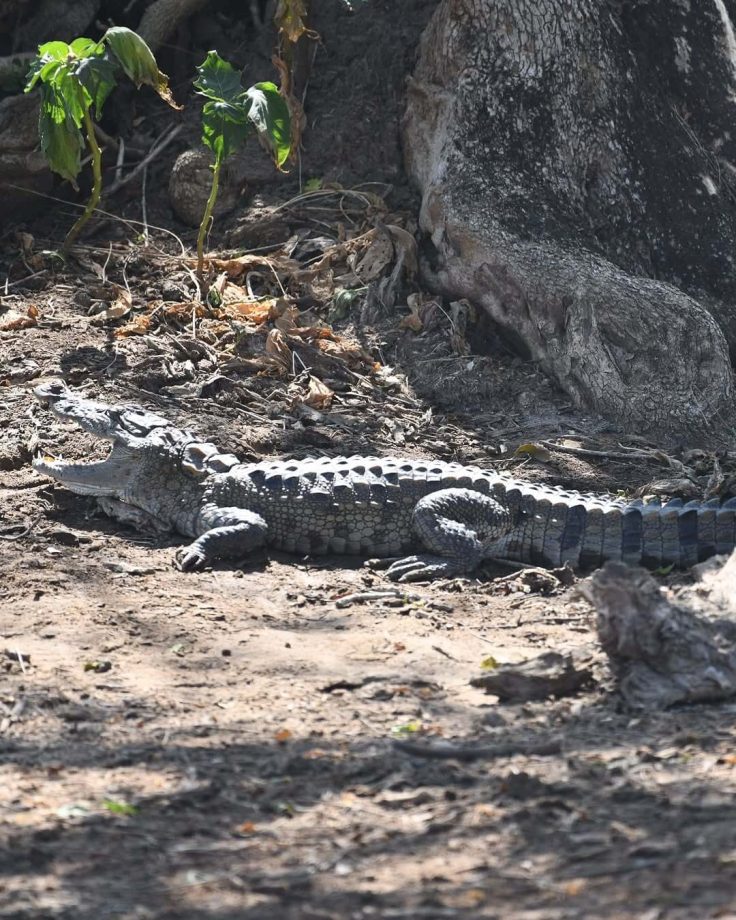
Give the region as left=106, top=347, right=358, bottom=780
left=32, top=382, right=239, bottom=528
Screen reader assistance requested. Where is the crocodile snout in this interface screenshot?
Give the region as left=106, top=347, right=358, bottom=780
left=33, top=380, right=70, bottom=406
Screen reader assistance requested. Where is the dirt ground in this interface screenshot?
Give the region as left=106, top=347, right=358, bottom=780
left=3, top=2, right=736, bottom=918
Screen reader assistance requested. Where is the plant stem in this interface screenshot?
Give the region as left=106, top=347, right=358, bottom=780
left=197, top=155, right=222, bottom=288
left=62, top=107, right=102, bottom=255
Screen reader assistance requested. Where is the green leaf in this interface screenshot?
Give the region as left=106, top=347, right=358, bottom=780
left=102, top=799, right=139, bottom=816
left=328, top=287, right=361, bottom=321
left=194, top=50, right=245, bottom=105
left=25, top=56, right=46, bottom=92
left=75, top=55, right=117, bottom=117
left=83, top=659, right=112, bottom=673
left=244, top=82, right=291, bottom=167
left=25, top=42, right=70, bottom=93
left=201, top=99, right=251, bottom=162
left=391, top=720, right=423, bottom=736
left=102, top=26, right=179, bottom=108
left=69, top=37, right=101, bottom=58
left=480, top=655, right=499, bottom=671
left=51, top=69, right=90, bottom=127
left=36, top=40, right=70, bottom=63
left=194, top=54, right=291, bottom=167
left=38, top=83, right=84, bottom=184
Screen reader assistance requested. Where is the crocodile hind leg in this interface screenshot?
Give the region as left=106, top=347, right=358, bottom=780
left=386, top=488, right=513, bottom=582
left=177, top=506, right=269, bottom=571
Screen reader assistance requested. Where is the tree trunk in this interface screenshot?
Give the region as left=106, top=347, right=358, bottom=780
left=403, top=0, right=736, bottom=440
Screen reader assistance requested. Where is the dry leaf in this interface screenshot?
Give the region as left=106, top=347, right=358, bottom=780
left=302, top=375, right=334, bottom=409
left=17, top=231, right=34, bottom=256
left=115, top=314, right=152, bottom=337
left=0, top=305, right=39, bottom=331
left=90, top=284, right=132, bottom=325
left=219, top=281, right=249, bottom=303
left=205, top=253, right=300, bottom=280
left=265, top=329, right=293, bottom=369
left=274, top=0, right=309, bottom=42
left=226, top=300, right=276, bottom=324
left=386, top=224, right=418, bottom=276
left=562, top=879, right=586, bottom=896
left=274, top=728, right=292, bottom=743
left=515, top=443, right=552, bottom=462
left=443, top=888, right=486, bottom=908
left=399, top=310, right=423, bottom=333
left=17, top=231, right=45, bottom=271
left=354, top=230, right=394, bottom=281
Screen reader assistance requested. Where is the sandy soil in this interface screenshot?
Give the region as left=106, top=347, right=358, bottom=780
left=2, top=259, right=736, bottom=920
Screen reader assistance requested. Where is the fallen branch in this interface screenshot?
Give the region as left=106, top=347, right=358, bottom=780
left=581, top=557, right=736, bottom=708
left=470, top=651, right=594, bottom=701
left=393, top=737, right=562, bottom=761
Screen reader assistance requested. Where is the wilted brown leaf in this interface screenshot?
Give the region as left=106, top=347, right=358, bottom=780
left=115, top=314, right=152, bottom=337
left=302, top=375, right=334, bottom=410
left=354, top=230, right=394, bottom=282
left=317, top=337, right=376, bottom=369
left=90, top=284, right=132, bottom=325
left=227, top=300, right=275, bottom=324
left=0, top=304, right=39, bottom=331
left=273, top=301, right=335, bottom=342
left=399, top=306, right=423, bottom=333
left=205, top=253, right=300, bottom=280
left=274, top=0, right=309, bottom=42
left=386, top=224, right=418, bottom=276
left=265, top=329, right=293, bottom=369
left=162, top=302, right=208, bottom=321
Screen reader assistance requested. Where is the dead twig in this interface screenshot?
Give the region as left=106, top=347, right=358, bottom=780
left=335, top=589, right=420, bottom=608
left=104, top=124, right=184, bottom=198
left=539, top=439, right=676, bottom=465
left=393, top=737, right=562, bottom=761
left=0, top=515, right=42, bottom=541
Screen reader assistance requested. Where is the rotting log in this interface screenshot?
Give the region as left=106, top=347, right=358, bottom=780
left=403, top=0, right=736, bottom=439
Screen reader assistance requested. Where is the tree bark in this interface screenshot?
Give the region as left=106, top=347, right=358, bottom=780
left=403, top=0, right=736, bottom=440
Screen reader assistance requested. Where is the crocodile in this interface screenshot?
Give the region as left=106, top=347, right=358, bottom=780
left=31, top=382, right=736, bottom=581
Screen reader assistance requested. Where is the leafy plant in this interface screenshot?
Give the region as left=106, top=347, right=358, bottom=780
left=193, top=51, right=291, bottom=285
left=25, top=27, right=178, bottom=254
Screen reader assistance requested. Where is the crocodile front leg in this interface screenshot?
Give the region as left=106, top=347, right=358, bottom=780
left=98, top=497, right=173, bottom=533
left=177, top=505, right=269, bottom=571
left=386, top=488, right=513, bottom=582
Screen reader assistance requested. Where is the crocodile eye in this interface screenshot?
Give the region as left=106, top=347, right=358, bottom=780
left=182, top=443, right=217, bottom=477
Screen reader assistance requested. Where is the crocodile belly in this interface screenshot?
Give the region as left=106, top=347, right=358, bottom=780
left=264, top=498, right=416, bottom=557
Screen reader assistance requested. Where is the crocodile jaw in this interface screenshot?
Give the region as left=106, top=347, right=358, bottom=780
left=33, top=445, right=136, bottom=497
left=34, top=380, right=170, bottom=441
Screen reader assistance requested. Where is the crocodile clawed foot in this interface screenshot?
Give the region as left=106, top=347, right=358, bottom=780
left=175, top=545, right=209, bottom=572
left=385, top=554, right=466, bottom=583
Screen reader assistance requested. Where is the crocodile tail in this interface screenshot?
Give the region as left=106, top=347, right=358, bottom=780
left=594, top=497, right=736, bottom=568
